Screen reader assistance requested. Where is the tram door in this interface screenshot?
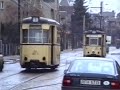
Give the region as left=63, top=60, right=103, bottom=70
left=51, top=26, right=54, bottom=65
left=0, top=40, right=2, bottom=54
left=51, top=26, right=60, bottom=65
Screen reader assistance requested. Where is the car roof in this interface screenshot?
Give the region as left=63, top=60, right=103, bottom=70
left=74, top=57, right=115, bottom=62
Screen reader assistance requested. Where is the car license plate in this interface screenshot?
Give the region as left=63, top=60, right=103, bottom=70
left=80, top=80, right=101, bottom=85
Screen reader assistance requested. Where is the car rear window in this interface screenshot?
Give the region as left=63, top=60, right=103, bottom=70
left=69, top=60, right=115, bottom=75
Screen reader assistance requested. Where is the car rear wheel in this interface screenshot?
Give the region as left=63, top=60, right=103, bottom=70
left=0, top=62, right=3, bottom=71
left=50, top=66, right=58, bottom=70
left=26, top=67, right=31, bottom=71
left=0, top=67, right=3, bottom=71
left=0, top=64, right=3, bottom=71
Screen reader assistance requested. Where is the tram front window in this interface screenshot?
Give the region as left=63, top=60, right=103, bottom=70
left=29, top=29, right=50, bottom=43
left=22, top=29, right=50, bottom=43
left=29, top=29, right=42, bottom=43
left=90, top=38, right=98, bottom=45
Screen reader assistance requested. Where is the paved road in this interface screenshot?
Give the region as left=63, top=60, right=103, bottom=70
left=0, top=47, right=120, bottom=90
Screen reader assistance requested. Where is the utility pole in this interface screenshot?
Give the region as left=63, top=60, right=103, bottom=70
left=90, top=1, right=103, bottom=30
left=83, top=15, right=86, bottom=31
left=100, top=1, right=103, bottom=30
left=18, top=0, right=20, bottom=42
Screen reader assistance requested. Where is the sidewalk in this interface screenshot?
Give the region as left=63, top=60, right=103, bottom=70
left=3, top=55, right=20, bottom=63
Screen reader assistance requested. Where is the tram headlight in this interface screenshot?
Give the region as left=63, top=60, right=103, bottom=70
left=92, top=51, right=95, bottom=54
left=42, top=57, right=46, bottom=61
left=24, top=57, right=28, bottom=61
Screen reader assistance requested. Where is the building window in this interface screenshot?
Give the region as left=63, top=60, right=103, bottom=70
left=0, top=1, right=4, bottom=9
left=51, top=9, right=55, bottom=19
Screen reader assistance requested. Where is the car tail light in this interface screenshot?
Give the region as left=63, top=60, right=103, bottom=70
left=62, top=77, right=72, bottom=86
left=111, top=81, right=120, bottom=89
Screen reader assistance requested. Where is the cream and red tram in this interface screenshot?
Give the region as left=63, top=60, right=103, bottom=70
left=83, top=30, right=107, bottom=57
left=20, top=17, right=61, bottom=69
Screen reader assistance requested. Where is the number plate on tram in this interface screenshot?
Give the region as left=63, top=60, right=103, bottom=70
left=80, top=80, right=101, bottom=85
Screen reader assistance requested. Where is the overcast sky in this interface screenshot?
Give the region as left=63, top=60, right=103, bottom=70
left=87, top=0, right=120, bottom=14
left=59, top=0, right=120, bottom=14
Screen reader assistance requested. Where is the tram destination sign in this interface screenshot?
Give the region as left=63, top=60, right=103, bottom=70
left=30, top=25, right=42, bottom=30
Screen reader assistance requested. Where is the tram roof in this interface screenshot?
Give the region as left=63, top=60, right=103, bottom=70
left=22, top=17, right=60, bottom=25
left=84, top=30, right=105, bottom=34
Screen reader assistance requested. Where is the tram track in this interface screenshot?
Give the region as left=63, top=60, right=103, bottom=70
left=9, top=73, right=48, bottom=90
left=0, top=68, right=60, bottom=90
left=1, top=50, right=81, bottom=90
left=22, top=82, right=62, bottom=90
left=0, top=56, right=67, bottom=82
left=0, top=72, right=22, bottom=80
left=9, top=67, right=64, bottom=90
left=9, top=67, right=63, bottom=90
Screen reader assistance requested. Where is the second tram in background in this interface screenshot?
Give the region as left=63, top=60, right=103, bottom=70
left=115, top=38, right=120, bottom=49
left=20, top=16, right=61, bottom=70
left=83, top=29, right=107, bottom=57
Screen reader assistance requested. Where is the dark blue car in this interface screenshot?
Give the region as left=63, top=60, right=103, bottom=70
left=62, top=57, right=120, bottom=90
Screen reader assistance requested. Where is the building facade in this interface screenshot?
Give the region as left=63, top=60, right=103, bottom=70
left=0, top=0, right=60, bottom=22
left=59, top=0, right=74, bottom=49
left=0, top=0, right=60, bottom=55
left=42, top=0, right=59, bottom=21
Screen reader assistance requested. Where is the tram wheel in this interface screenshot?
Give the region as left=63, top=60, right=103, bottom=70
left=0, top=63, right=3, bottom=71
left=50, top=66, right=57, bottom=70
left=26, top=67, right=31, bottom=71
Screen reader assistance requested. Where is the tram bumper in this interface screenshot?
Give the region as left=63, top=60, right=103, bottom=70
left=85, top=54, right=101, bottom=57
left=23, top=60, right=47, bottom=68
left=22, top=60, right=58, bottom=68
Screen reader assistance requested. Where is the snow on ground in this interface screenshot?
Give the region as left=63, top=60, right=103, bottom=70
left=106, top=46, right=120, bottom=65
left=60, top=48, right=83, bottom=64
left=61, top=46, right=120, bottom=65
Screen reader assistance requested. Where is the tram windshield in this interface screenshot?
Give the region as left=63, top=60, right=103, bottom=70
left=22, top=29, right=50, bottom=43
left=29, top=29, right=42, bottom=43
left=85, top=36, right=102, bottom=46
left=90, top=38, right=98, bottom=45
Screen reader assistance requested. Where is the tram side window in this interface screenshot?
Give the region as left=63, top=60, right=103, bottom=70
left=57, top=30, right=60, bottom=44
left=85, top=37, right=89, bottom=45
left=0, top=40, right=2, bottom=54
left=99, top=38, right=102, bottom=45
left=22, top=29, right=28, bottom=43
left=29, top=29, right=42, bottom=43
left=43, top=30, right=49, bottom=43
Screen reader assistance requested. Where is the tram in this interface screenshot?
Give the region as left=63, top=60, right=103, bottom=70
left=83, top=29, right=107, bottom=57
left=20, top=16, right=61, bottom=70
left=115, top=39, right=120, bottom=49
